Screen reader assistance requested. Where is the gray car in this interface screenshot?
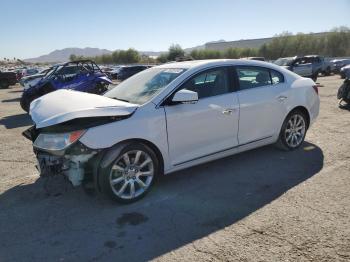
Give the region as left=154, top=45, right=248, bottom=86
left=340, top=64, right=350, bottom=79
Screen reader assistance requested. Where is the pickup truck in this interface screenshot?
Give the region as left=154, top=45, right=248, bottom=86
left=274, top=55, right=332, bottom=81
left=274, top=57, right=315, bottom=80
left=0, top=70, right=17, bottom=89
left=304, top=55, right=333, bottom=76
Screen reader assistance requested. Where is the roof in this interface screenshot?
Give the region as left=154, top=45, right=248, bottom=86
left=155, top=59, right=281, bottom=70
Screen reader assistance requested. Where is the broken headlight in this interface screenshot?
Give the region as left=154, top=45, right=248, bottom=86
left=33, top=130, right=85, bottom=151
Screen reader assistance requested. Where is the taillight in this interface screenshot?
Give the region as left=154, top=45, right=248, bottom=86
left=312, top=84, right=319, bottom=95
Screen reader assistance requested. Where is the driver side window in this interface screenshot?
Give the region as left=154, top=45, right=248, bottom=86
left=181, top=67, right=229, bottom=99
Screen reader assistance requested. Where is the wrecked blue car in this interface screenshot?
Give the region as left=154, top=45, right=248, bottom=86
left=20, top=60, right=112, bottom=112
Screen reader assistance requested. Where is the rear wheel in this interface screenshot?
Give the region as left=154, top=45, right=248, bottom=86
left=276, top=110, right=307, bottom=151
left=99, top=143, right=160, bottom=203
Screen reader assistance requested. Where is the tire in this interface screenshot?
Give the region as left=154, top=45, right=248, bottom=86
left=0, top=79, right=10, bottom=89
left=20, top=95, right=31, bottom=112
left=20, top=92, right=40, bottom=112
left=311, top=71, right=318, bottom=82
left=276, top=110, right=308, bottom=151
left=325, top=67, right=331, bottom=76
left=99, top=142, right=160, bottom=203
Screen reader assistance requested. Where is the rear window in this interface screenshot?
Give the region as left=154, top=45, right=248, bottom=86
left=236, top=66, right=284, bottom=90
left=270, top=69, right=284, bottom=84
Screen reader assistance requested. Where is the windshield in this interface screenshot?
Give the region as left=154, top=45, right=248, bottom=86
left=274, top=58, right=293, bottom=66
left=105, top=68, right=186, bottom=105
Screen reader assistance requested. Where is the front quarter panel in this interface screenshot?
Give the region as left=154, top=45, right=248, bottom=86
left=79, top=103, right=170, bottom=169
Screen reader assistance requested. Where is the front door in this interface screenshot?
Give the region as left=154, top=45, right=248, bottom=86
left=164, top=67, right=239, bottom=166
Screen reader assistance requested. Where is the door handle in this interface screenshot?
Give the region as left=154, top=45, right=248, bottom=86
left=222, top=108, right=235, bottom=115
left=277, top=96, right=287, bottom=102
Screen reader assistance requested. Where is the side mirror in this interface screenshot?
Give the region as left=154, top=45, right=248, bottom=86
left=172, top=89, right=198, bottom=104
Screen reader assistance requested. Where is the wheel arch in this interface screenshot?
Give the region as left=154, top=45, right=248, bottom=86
left=287, top=105, right=311, bottom=129
left=94, top=138, right=165, bottom=192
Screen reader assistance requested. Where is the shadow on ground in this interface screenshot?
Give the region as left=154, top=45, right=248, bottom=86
left=2, top=97, right=21, bottom=102
left=0, top=142, right=323, bottom=262
left=0, top=113, right=32, bottom=128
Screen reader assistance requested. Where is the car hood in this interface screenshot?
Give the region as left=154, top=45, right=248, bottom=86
left=30, top=89, right=138, bottom=128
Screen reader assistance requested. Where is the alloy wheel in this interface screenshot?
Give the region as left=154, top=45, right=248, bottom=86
left=284, top=114, right=306, bottom=148
left=109, top=150, right=154, bottom=200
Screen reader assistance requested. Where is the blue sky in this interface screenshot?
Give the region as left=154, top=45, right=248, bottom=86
left=0, top=0, right=349, bottom=59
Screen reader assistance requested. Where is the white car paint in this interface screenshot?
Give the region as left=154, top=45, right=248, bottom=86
left=30, top=89, right=138, bottom=128
left=31, top=59, right=320, bottom=175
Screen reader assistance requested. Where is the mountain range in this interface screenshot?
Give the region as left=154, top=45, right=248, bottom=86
left=24, top=47, right=177, bottom=63
left=23, top=44, right=210, bottom=63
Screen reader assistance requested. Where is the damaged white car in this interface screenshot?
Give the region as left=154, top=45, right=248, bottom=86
left=23, top=59, right=320, bottom=203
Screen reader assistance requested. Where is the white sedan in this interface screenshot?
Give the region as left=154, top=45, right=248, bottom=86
left=25, top=59, right=320, bottom=203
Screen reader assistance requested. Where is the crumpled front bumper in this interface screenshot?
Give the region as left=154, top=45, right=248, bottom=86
left=34, top=145, right=97, bottom=186
left=36, top=153, right=68, bottom=177
left=23, top=126, right=98, bottom=186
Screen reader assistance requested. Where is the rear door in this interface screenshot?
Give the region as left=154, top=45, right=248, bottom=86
left=164, top=67, right=239, bottom=166
left=234, top=66, right=289, bottom=144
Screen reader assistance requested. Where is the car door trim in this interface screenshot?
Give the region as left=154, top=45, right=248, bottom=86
left=173, top=135, right=273, bottom=166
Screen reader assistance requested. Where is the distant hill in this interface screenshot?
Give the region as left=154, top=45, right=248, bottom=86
left=24, top=48, right=113, bottom=63
left=22, top=32, right=334, bottom=63
left=24, top=47, right=168, bottom=63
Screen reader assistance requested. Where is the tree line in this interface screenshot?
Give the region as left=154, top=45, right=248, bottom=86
left=70, top=27, right=350, bottom=64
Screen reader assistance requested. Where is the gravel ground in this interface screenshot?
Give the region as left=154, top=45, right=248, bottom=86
left=0, top=75, right=349, bottom=262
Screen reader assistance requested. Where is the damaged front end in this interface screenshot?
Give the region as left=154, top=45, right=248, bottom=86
left=22, top=115, right=127, bottom=187
left=23, top=125, right=99, bottom=186
left=23, top=89, right=138, bottom=188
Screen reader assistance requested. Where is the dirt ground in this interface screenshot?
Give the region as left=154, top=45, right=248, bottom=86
left=0, top=75, right=349, bottom=262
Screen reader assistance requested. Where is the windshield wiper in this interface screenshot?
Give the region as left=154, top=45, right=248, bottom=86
left=112, top=97, right=130, bottom=103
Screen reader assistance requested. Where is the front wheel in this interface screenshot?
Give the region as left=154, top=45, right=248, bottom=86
left=276, top=110, right=308, bottom=151
left=99, top=143, right=160, bottom=203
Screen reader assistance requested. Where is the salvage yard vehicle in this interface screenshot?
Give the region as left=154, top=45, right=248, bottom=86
left=20, top=67, right=51, bottom=89
left=0, top=69, right=17, bottom=88
left=274, top=55, right=331, bottom=81
left=20, top=60, right=112, bottom=112
left=331, top=59, right=350, bottom=74
left=110, top=65, right=150, bottom=81
left=340, top=64, right=350, bottom=79
left=274, top=57, right=314, bottom=80
left=338, top=77, right=350, bottom=106
left=23, top=59, right=320, bottom=203
left=303, top=55, right=333, bottom=76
